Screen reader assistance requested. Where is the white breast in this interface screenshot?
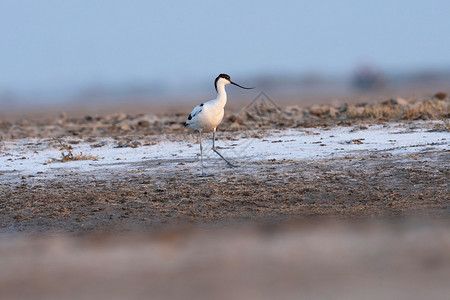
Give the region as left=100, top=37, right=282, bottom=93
left=196, top=103, right=224, bottom=132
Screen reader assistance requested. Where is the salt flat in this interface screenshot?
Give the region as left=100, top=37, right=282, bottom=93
left=1, top=121, right=448, bottom=182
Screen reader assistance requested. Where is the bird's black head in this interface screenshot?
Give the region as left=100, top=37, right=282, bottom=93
left=215, top=74, right=231, bottom=91
left=218, top=74, right=231, bottom=81
left=214, top=73, right=254, bottom=92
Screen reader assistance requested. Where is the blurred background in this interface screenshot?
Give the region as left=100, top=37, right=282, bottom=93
left=1, top=0, right=449, bottom=115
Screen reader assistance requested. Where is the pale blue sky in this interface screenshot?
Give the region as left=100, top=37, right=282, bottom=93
left=1, top=0, right=449, bottom=95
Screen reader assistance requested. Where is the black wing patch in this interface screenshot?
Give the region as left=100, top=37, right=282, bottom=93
left=187, top=108, right=202, bottom=121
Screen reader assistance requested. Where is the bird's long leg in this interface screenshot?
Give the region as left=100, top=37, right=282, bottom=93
left=212, top=129, right=239, bottom=168
left=199, top=130, right=205, bottom=176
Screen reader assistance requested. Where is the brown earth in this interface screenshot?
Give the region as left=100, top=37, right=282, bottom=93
left=1, top=96, right=449, bottom=233
left=1, top=150, right=449, bottom=234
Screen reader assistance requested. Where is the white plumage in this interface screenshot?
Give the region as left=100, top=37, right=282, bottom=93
left=185, top=100, right=224, bottom=132
left=184, top=74, right=254, bottom=176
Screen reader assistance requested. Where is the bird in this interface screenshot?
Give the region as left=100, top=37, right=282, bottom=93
left=184, top=74, right=254, bottom=176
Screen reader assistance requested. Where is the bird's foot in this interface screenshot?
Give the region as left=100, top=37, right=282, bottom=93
left=226, top=162, right=239, bottom=168
left=212, top=148, right=239, bottom=168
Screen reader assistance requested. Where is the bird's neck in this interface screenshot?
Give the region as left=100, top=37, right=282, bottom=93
left=215, top=84, right=227, bottom=108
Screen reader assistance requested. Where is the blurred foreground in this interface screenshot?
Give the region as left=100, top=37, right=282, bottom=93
left=1, top=220, right=450, bottom=300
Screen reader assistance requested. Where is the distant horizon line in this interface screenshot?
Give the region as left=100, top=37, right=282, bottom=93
left=1, top=66, right=449, bottom=100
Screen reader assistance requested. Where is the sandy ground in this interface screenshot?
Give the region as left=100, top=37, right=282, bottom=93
left=0, top=96, right=449, bottom=299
